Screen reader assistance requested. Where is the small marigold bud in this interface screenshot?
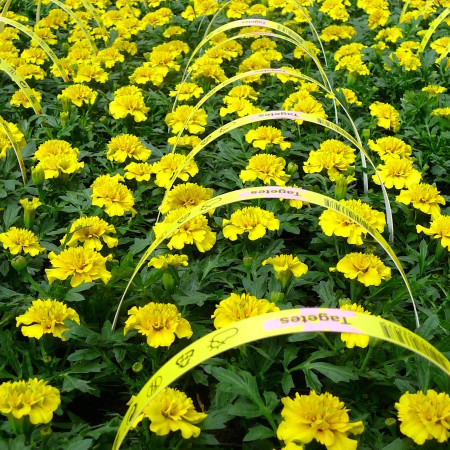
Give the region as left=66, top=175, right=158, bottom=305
left=11, top=255, right=27, bottom=273
left=243, top=256, right=253, bottom=270
left=31, top=166, right=45, bottom=187
left=270, top=291, right=285, bottom=303
left=162, top=271, right=176, bottom=293
left=287, top=162, right=298, bottom=175
left=132, top=362, right=143, bottom=373
left=60, top=111, right=69, bottom=127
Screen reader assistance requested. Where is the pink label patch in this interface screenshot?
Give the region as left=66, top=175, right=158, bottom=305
left=263, top=308, right=362, bottom=335
left=239, top=186, right=308, bottom=203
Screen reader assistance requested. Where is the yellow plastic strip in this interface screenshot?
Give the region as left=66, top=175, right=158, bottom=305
left=418, top=8, right=450, bottom=53
left=0, top=0, right=11, bottom=32
left=112, top=186, right=415, bottom=332
left=0, top=17, right=69, bottom=81
left=165, top=109, right=393, bottom=242
left=435, top=43, right=450, bottom=64
left=0, top=115, right=26, bottom=184
left=113, top=307, right=448, bottom=449
left=198, top=0, right=231, bottom=35
left=79, top=0, right=108, bottom=41
left=0, top=58, right=42, bottom=114
left=399, top=0, right=411, bottom=22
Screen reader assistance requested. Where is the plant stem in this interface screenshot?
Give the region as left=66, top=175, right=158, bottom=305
left=360, top=344, right=374, bottom=371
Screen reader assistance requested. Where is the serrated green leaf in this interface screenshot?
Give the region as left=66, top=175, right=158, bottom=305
left=243, top=424, right=274, bottom=441
left=309, top=362, right=358, bottom=383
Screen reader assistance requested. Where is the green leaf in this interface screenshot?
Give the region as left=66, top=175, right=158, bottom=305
left=304, top=368, right=322, bottom=391
left=415, top=315, right=439, bottom=340
left=418, top=239, right=428, bottom=276
left=201, top=410, right=229, bottom=430
left=62, top=375, right=98, bottom=395
left=381, top=438, right=414, bottom=450
left=309, top=362, right=358, bottom=383
left=67, top=349, right=102, bottom=362
left=66, top=439, right=93, bottom=450
left=243, top=424, right=275, bottom=441
left=281, top=372, right=294, bottom=395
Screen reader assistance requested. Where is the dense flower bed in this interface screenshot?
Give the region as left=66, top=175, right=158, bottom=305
left=0, top=0, right=449, bottom=448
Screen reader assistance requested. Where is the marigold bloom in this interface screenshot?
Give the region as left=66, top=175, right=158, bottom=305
left=19, top=197, right=41, bottom=213
left=46, top=247, right=112, bottom=287
left=57, top=84, right=97, bottom=107
left=212, top=292, right=279, bottom=328
left=330, top=253, right=391, bottom=286
left=422, top=85, right=447, bottom=98
left=369, top=102, right=400, bottom=131
left=124, top=302, right=192, bottom=348
left=91, top=174, right=136, bottom=217
left=124, top=162, right=153, bottom=182
left=368, top=137, right=412, bottom=161
left=396, top=183, right=445, bottom=218
left=35, top=153, right=84, bottom=179
left=240, top=154, right=290, bottom=186
left=262, top=254, right=308, bottom=278
left=0, top=121, right=26, bottom=159
left=0, top=378, right=60, bottom=425
left=153, top=208, right=216, bottom=252
left=167, top=135, right=202, bottom=149
left=339, top=303, right=371, bottom=348
left=152, top=154, right=199, bottom=189
left=222, top=206, right=280, bottom=241
left=169, top=83, right=204, bottom=102
left=16, top=64, right=45, bottom=80
left=165, top=105, right=208, bottom=135
left=417, top=215, right=450, bottom=250
left=109, top=86, right=149, bottom=122
left=133, top=387, right=207, bottom=438
left=395, top=390, right=450, bottom=445
left=10, top=88, right=42, bottom=109
left=96, top=47, right=124, bottom=68
left=220, top=97, right=262, bottom=118
left=106, top=134, right=151, bottom=163
left=277, top=391, right=364, bottom=450
left=148, top=254, right=189, bottom=269
left=226, top=85, right=259, bottom=101
left=372, top=158, right=422, bottom=190
left=33, top=139, right=78, bottom=161
left=16, top=299, right=80, bottom=340
left=285, top=95, right=328, bottom=124
left=319, top=199, right=386, bottom=245
left=431, top=107, right=450, bottom=119
left=320, top=24, right=357, bottom=42
left=160, top=183, right=213, bottom=214
left=61, top=216, right=118, bottom=250
left=0, top=227, right=45, bottom=256
left=245, top=126, right=291, bottom=151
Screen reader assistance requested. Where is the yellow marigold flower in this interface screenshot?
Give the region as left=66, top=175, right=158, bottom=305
left=212, top=292, right=279, bottom=329
left=109, top=95, right=149, bottom=122
left=165, top=105, right=208, bottom=134
left=163, top=26, right=186, bottom=38
left=395, top=390, right=450, bottom=445
left=91, top=174, right=136, bottom=217
left=277, top=391, right=364, bottom=450
left=169, top=83, right=204, bottom=102
left=19, top=197, right=41, bottom=213
left=396, top=183, right=445, bottom=218
left=57, top=84, right=97, bottom=107
left=330, top=252, right=391, bottom=286
left=191, top=56, right=227, bottom=84
left=262, top=254, right=308, bottom=278
left=392, top=47, right=421, bottom=71
left=106, top=134, right=151, bottom=163
left=16, top=64, right=45, bottom=80
left=247, top=4, right=267, bottom=16
left=0, top=378, right=60, bottom=425
left=286, top=96, right=328, bottom=124
left=368, top=9, right=390, bottom=30
left=417, top=215, right=450, bottom=250
left=332, top=88, right=362, bottom=106
left=167, top=135, right=202, bottom=149
left=430, top=36, right=450, bottom=55
left=16, top=299, right=80, bottom=340
left=129, top=65, right=167, bottom=86
left=160, top=183, right=213, bottom=214
left=368, top=136, right=412, bottom=161
left=222, top=206, right=280, bottom=241
left=73, top=61, right=109, bottom=83
left=124, top=162, right=153, bottom=182
left=238, top=54, right=271, bottom=83
left=0, top=227, right=45, bottom=256
left=35, top=153, right=84, bottom=179
left=227, top=0, right=248, bottom=18
left=132, top=387, right=207, bottom=438
left=142, top=7, right=173, bottom=26
left=152, top=153, right=199, bottom=189
left=431, top=107, right=450, bottom=118
left=10, top=88, right=42, bottom=109
left=0, top=120, right=26, bottom=159
left=61, top=216, right=118, bottom=250
left=319, top=199, right=386, bottom=245
left=320, top=24, right=357, bottom=42
left=96, top=47, right=124, bottom=68
left=220, top=98, right=263, bottom=118
left=339, top=303, right=371, bottom=348
left=320, top=0, right=350, bottom=22
left=240, top=154, right=290, bottom=186
left=46, top=247, right=112, bottom=287
left=148, top=254, right=189, bottom=269
left=33, top=26, right=57, bottom=45
left=124, top=302, right=192, bottom=348
left=33, top=139, right=78, bottom=161
left=372, top=158, right=422, bottom=190
left=153, top=207, right=216, bottom=252
left=225, top=85, right=259, bottom=101
left=245, top=126, right=291, bottom=151
left=369, top=102, right=400, bottom=131
left=422, top=85, right=447, bottom=98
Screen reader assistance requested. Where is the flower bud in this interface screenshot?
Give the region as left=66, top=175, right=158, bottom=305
left=346, top=72, right=357, bottom=87
left=334, top=174, right=348, bottom=201
left=243, top=256, right=253, bottom=271
left=362, top=128, right=370, bottom=140
left=60, top=95, right=72, bottom=113
left=11, top=255, right=27, bottom=274
left=42, top=355, right=52, bottom=364
left=338, top=297, right=352, bottom=308
left=60, top=111, right=69, bottom=127
left=20, top=197, right=41, bottom=230
left=31, top=166, right=45, bottom=187
left=132, top=362, right=143, bottom=373
left=270, top=291, right=285, bottom=303
left=162, top=271, right=175, bottom=293
left=287, top=162, right=298, bottom=175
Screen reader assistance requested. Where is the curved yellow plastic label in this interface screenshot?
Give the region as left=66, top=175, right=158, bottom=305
left=418, top=8, right=450, bottom=53
left=113, top=307, right=449, bottom=449
left=0, top=17, right=69, bottom=81
left=112, top=186, right=415, bottom=332
left=435, top=44, right=450, bottom=64
left=0, top=58, right=42, bottom=114
left=47, top=0, right=98, bottom=54
left=165, top=109, right=393, bottom=242
left=399, top=0, right=411, bottom=22
left=0, top=115, right=26, bottom=184
left=0, top=0, right=11, bottom=32
left=79, top=0, right=108, bottom=40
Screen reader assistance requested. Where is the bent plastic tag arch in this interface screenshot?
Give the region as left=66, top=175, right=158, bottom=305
left=0, top=115, right=26, bottom=184
left=112, top=307, right=449, bottom=449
